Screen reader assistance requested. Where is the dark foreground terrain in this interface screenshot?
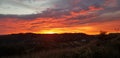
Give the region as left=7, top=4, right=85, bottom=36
left=0, top=33, right=120, bottom=58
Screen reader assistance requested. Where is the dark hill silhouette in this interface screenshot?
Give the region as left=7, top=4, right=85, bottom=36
left=0, top=33, right=120, bottom=58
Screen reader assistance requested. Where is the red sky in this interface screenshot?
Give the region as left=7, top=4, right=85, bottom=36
left=0, top=0, right=120, bottom=35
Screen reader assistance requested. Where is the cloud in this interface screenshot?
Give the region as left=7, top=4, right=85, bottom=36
left=0, top=9, right=120, bottom=35
left=104, top=0, right=118, bottom=7
left=0, top=0, right=120, bottom=35
left=0, top=0, right=58, bottom=14
left=63, top=6, right=103, bottom=19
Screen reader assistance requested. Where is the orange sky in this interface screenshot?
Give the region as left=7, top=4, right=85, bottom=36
left=0, top=15, right=120, bottom=35
left=0, top=0, right=120, bottom=35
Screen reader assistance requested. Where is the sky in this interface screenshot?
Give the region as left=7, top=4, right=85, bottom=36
left=0, top=0, right=120, bottom=35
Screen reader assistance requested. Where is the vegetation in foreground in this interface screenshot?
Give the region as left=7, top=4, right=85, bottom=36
left=0, top=33, right=120, bottom=58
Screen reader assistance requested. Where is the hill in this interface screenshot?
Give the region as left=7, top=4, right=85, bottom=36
left=0, top=33, right=120, bottom=58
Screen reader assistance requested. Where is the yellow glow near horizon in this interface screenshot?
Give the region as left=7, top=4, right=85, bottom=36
left=36, top=26, right=96, bottom=34
left=41, top=31, right=58, bottom=34
left=38, top=29, right=63, bottom=34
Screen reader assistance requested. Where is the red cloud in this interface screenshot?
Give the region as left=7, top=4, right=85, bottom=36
left=0, top=5, right=120, bottom=35
left=0, top=14, right=119, bottom=35
left=63, top=6, right=103, bottom=18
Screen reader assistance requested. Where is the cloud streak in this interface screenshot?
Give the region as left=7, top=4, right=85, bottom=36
left=0, top=0, right=120, bottom=35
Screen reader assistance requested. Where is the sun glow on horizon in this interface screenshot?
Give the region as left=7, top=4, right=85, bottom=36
left=38, top=29, right=63, bottom=34
left=40, top=31, right=58, bottom=34
left=36, top=26, right=99, bottom=35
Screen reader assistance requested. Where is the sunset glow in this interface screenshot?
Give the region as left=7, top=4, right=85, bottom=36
left=40, top=30, right=60, bottom=34
left=0, top=0, right=120, bottom=35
